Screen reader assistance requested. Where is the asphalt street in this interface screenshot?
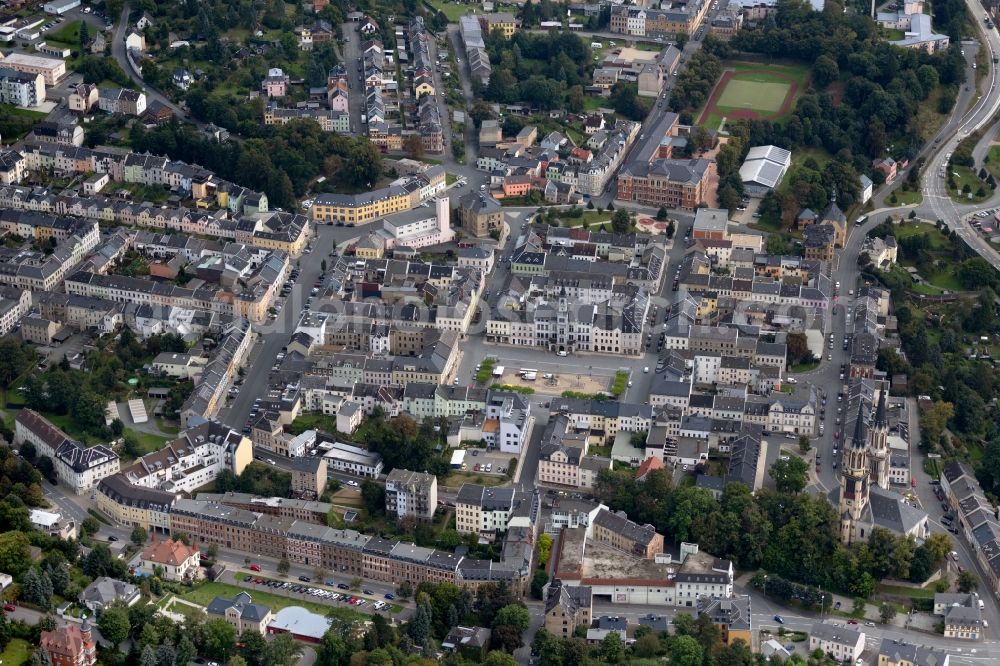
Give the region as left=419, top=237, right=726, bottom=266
left=111, top=2, right=193, bottom=124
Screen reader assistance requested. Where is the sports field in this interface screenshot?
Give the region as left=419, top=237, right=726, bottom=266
left=716, top=80, right=788, bottom=113
left=699, top=61, right=810, bottom=129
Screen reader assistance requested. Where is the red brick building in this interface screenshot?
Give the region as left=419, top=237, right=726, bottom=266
left=41, top=622, right=97, bottom=666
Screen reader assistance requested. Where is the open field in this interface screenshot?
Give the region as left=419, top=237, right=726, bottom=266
left=699, top=61, right=810, bottom=128
left=0, top=639, right=30, bottom=666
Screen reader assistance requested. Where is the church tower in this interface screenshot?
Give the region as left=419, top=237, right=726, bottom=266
left=839, top=414, right=871, bottom=545
left=868, top=390, right=891, bottom=490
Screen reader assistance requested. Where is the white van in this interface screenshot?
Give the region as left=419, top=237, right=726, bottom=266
left=591, top=41, right=603, bottom=49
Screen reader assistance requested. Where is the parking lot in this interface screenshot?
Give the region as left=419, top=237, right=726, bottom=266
left=462, top=447, right=513, bottom=476
left=232, top=571, right=397, bottom=612
left=969, top=208, right=1000, bottom=242
left=494, top=367, right=610, bottom=396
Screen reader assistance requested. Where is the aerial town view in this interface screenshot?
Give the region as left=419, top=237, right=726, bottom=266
left=2, top=0, right=1000, bottom=663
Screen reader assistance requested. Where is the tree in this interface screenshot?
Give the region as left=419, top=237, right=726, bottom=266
left=0, top=611, right=9, bottom=652
left=536, top=533, right=553, bottom=566
left=403, top=134, right=424, bottom=160
left=669, top=634, right=704, bottom=666
left=600, top=632, right=624, bottom=663
left=21, top=567, right=48, bottom=607
left=879, top=602, right=897, bottom=624
left=798, top=436, right=811, bottom=453
left=0, top=531, right=31, bottom=578
left=204, top=619, right=238, bottom=662
left=0, top=337, right=35, bottom=388
left=958, top=569, right=979, bottom=592
left=316, top=631, right=348, bottom=666
left=360, top=480, right=385, bottom=516
left=530, top=570, right=549, bottom=599
left=131, top=526, right=148, bottom=546
left=241, top=630, right=268, bottom=666
left=769, top=456, right=810, bottom=493
left=491, top=624, right=524, bottom=652
left=140, top=645, right=158, bottom=666
left=79, top=20, right=90, bottom=48
left=611, top=209, right=631, bottom=234
left=656, top=206, right=668, bottom=221
left=406, top=601, right=431, bottom=646
left=786, top=332, right=809, bottom=364
left=482, top=652, right=517, bottom=666
left=958, top=257, right=997, bottom=289
left=813, top=54, right=840, bottom=87
left=81, top=517, right=100, bottom=536
left=177, top=636, right=197, bottom=666
left=852, top=597, right=866, bottom=615
left=264, top=633, right=302, bottom=666
left=277, top=558, right=290, bottom=575
left=98, top=604, right=131, bottom=647
left=494, top=604, right=530, bottom=632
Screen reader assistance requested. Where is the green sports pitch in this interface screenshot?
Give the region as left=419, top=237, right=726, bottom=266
left=715, top=79, right=790, bottom=114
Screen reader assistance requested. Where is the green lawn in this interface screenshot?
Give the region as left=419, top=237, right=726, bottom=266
left=46, top=20, right=82, bottom=46
left=947, top=165, right=992, bottom=203
left=424, top=0, right=468, bottom=21
left=2, top=106, right=46, bottom=120
left=182, top=581, right=366, bottom=618
left=123, top=428, right=170, bottom=458
left=546, top=210, right=613, bottom=228
left=582, top=96, right=612, bottom=112
left=287, top=412, right=340, bottom=436
left=888, top=189, right=923, bottom=205
left=790, top=360, right=820, bottom=373
left=877, top=584, right=937, bottom=599
left=986, top=145, right=1000, bottom=182
left=441, top=471, right=506, bottom=488
left=0, top=639, right=31, bottom=666
left=892, top=221, right=949, bottom=246
left=884, top=28, right=906, bottom=40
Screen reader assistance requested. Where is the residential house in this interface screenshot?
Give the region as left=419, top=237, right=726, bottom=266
left=544, top=580, right=593, bottom=638
left=80, top=577, right=141, bottom=612
left=135, top=537, right=200, bottom=581
left=206, top=592, right=273, bottom=636
left=40, top=622, right=97, bottom=666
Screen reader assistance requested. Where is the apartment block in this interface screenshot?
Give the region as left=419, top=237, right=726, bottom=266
left=14, top=409, right=120, bottom=494
left=385, top=468, right=438, bottom=522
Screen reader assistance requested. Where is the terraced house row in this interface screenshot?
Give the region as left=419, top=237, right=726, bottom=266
left=14, top=144, right=268, bottom=213
left=0, top=183, right=307, bottom=256
left=91, top=489, right=536, bottom=593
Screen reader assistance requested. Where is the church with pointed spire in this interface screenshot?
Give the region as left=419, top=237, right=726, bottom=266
left=837, top=387, right=928, bottom=545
